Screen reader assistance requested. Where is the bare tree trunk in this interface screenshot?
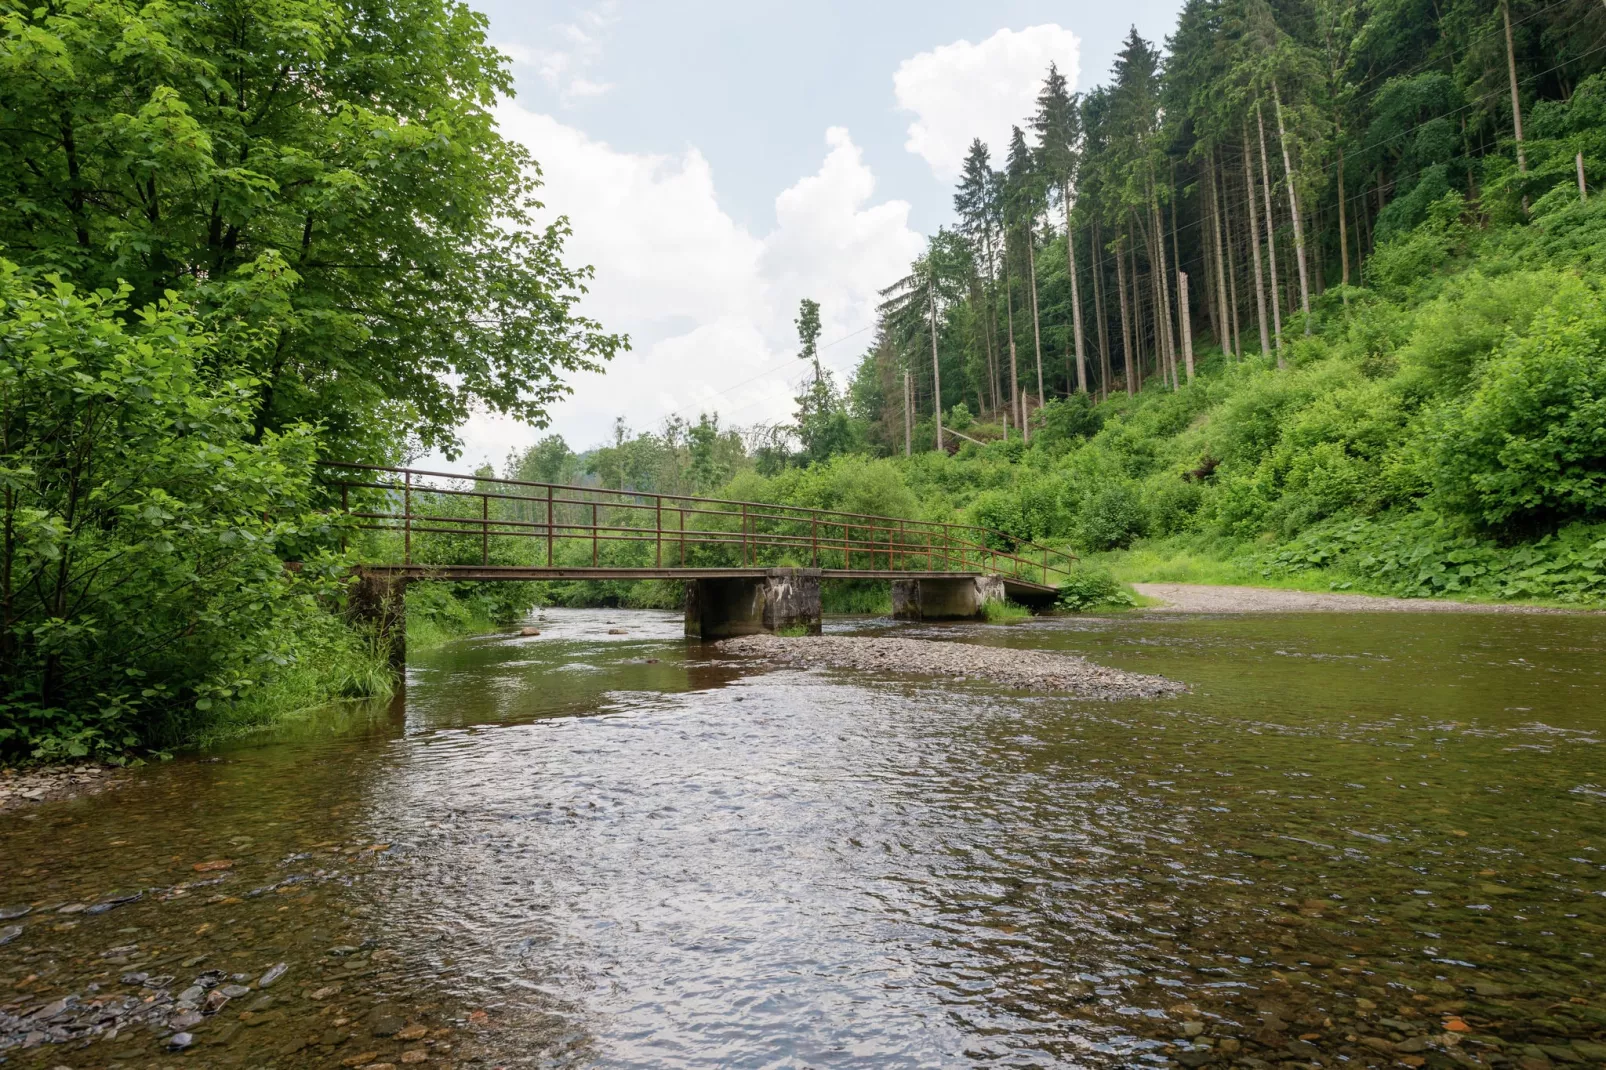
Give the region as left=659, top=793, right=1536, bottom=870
left=1256, top=104, right=1285, bottom=364
left=1336, top=127, right=1351, bottom=287
left=1145, top=223, right=1171, bottom=390
left=927, top=278, right=943, bottom=450
left=903, top=369, right=912, bottom=457
left=1503, top=0, right=1528, bottom=212
left=1026, top=219, right=1045, bottom=426
left=1272, top=82, right=1312, bottom=334
left=1064, top=182, right=1087, bottom=394
left=1130, top=228, right=1145, bottom=393
left=1116, top=228, right=1135, bottom=396
left=1222, top=152, right=1243, bottom=358
left=976, top=228, right=989, bottom=408
left=1580, top=151, right=1589, bottom=201
left=1208, top=153, right=1232, bottom=355
left=1243, top=124, right=1271, bottom=358
left=1178, top=271, right=1195, bottom=382
left=1005, top=255, right=1022, bottom=434
left=1093, top=219, right=1112, bottom=400
left=1149, top=172, right=1179, bottom=390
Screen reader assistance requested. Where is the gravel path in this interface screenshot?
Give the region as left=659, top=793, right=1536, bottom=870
left=719, top=634, right=1186, bottom=700
left=1133, top=582, right=1586, bottom=614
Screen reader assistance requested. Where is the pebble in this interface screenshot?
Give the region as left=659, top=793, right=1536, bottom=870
left=258, top=962, right=289, bottom=987
left=720, top=634, right=1187, bottom=699
left=0, top=904, right=29, bottom=920
left=168, top=1032, right=194, bottom=1050
left=0, top=925, right=21, bottom=946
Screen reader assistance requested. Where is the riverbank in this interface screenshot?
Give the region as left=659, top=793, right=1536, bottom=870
left=719, top=634, right=1185, bottom=698
left=1132, top=583, right=1591, bottom=614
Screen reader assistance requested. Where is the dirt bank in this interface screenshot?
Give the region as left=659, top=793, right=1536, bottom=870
left=720, top=634, right=1185, bottom=699
left=1132, top=583, right=1588, bottom=614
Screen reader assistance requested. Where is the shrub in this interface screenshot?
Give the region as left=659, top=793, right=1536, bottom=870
left=0, top=264, right=354, bottom=760
left=1055, top=565, right=1136, bottom=610
left=1427, top=286, right=1606, bottom=533
left=1078, top=483, right=1147, bottom=550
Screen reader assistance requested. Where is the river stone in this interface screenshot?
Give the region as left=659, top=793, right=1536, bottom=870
left=0, top=904, right=29, bottom=920
left=171, top=1011, right=204, bottom=1029
left=369, top=1006, right=406, bottom=1036
left=0, top=924, right=22, bottom=945
left=168, top=1032, right=194, bottom=1050
left=258, top=962, right=288, bottom=987
left=1395, top=1036, right=1433, bottom=1054
left=218, top=983, right=251, bottom=999
left=1174, top=1050, right=1215, bottom=1067
left=177, top=985, right=204, bottom=1006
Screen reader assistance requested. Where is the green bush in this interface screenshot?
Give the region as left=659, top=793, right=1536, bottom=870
left=1078, top=483, right=1147, bottom=550
left=1055, top=566, right=1136, bottom=610
left=0, top=264, right=367, bottom=761
left=1427, top=286, right=1606, bottom=532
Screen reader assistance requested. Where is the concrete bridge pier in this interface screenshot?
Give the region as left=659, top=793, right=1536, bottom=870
left=350, top=570, right=409, bottom=668
left=685, top=568, right=822, bottom=639
left=891, top=575, right=1005, bottom=621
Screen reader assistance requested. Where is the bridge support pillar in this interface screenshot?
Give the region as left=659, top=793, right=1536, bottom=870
left=685, top=568, right=822, bottom=639
left=891, top=575, right=1005, bottom=621
left=350, top=571, right=408, bottom=669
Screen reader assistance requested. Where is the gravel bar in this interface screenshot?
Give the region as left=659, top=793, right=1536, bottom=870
left=719, top=634, right=1186, bottom=700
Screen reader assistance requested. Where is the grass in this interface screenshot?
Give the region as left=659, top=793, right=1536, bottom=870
left=776, top=624, right=812, bottom=637
left=822, top=580, right=893, bottom=616
left=983, top=599, right=1033, bottom=622
left=1083, top=534, right=1597, bottom=609
left=186, top=618, right=396, bottom=748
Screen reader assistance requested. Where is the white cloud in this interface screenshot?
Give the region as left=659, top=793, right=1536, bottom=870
left=894, top=24, right=1081, bottom=180
left=438, top=109, right=923, bottom=471
left=499, top=1, right=619, bottom=107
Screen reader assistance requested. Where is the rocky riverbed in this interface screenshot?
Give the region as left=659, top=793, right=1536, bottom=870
left=719, top=633, right=1186, bottom=699
left=0, top=764, right=121, bottom=812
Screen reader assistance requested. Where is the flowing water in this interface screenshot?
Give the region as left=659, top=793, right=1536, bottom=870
left=2, top=606, right=1604, bottom=1069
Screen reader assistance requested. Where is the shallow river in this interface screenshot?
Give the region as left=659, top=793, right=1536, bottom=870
left=2, top=607, right=1604, bottom=1069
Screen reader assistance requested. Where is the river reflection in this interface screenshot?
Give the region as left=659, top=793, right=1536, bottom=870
left=1, top=606, right=1603, bottom=1068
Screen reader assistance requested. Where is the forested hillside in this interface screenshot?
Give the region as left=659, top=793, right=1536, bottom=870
left=514, top=0, right=1606, bottom=610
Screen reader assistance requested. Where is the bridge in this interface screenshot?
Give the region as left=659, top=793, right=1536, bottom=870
left=321, top=462, right=1076, bottom=663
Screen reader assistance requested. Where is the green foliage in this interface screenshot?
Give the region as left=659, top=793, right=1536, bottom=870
left=1078, top=483, right=1148, bottom=550
left=1054, top=566, right=1136, bottom=611
left=0, top=0, right=624, bottom=459
left=1425, top=285, right=1606, bottom=532
left=0, top=263, right=376, bottom=761
left=982, top=599, right=1032, bottom=622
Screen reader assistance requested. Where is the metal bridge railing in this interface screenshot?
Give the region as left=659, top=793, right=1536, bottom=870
left=319, top=461, right=1077, bottom=587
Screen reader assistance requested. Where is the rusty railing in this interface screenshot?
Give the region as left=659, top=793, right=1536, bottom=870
left=320, top=461, right=1077, bottom=587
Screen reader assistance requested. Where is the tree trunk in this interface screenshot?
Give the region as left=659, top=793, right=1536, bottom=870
left=903, top=369, right=912, bottom=457
left=1209, top=153, right=1234, bottom=356
left=982, top=229, right=1001, bottom=412
left=1116, top=228, right=1135, bottom=396
left=1149, top=171, right=1179, bottom=390
left=1005, top=255, right=1021, bottom=435
left=1093, top=219, right=1112, bottom=400
left=1064, top=182, right=1087, bottom=394
left=1026, top=219, right=1045, bottom=426
left=1222, top=151, right=1243, bottom=358
left=1503, top=0, right=1528, bottom=211
left=1256, top=104, right=1285, bottom=364
left=1337, top=134, right=1350, bottom=287
left=1272, top=82, right=1312, bottom=333
left=927, top=278, right=943, bottom=450
left=1178, top=271, right=1195, bottom=382
left=1243, top=124, right=1271, bottom=358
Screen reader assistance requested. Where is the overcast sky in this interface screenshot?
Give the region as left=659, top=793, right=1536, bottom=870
left=445, top=0, right=1185, bottom=471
